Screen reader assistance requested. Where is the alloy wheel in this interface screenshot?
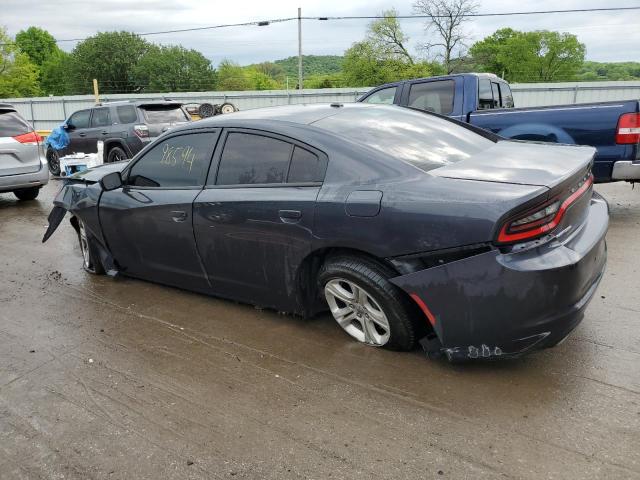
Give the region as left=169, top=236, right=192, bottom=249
left=78, top=221, right=91, bottom=270
left=324, top=278, right=391, bottom=346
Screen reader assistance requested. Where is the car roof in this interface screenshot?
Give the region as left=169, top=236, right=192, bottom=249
left=96, top=100, right=183, bottom=107
left=192, top=103, right=407, bottom=128
left=0, top=103, right=16, bottom=111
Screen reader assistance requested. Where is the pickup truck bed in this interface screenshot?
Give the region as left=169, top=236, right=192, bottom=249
left=358, top=73, right=640, bottom=183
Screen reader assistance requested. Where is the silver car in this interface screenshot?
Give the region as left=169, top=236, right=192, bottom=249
left=0, top=104, right=49, bottom=201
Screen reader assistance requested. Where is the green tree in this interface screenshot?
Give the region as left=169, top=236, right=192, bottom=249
left=0, top=27, right=40, bottom=98
left=15, top=27, right=59, bottom=67
left=133, top=45, right=216, bottom=92
left=216, top=60, right=252, bottom=90
left=342, top=12, right=443, bottom=87
left=40, top=50, right=75, bottom=95
left=244, top=68, right=280, bottom=90
left=470, top=29, right=586, bottom=82
left=71, top=31, right=150, bottom=93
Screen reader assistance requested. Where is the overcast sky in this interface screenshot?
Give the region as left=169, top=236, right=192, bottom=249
left=2, top=0, right=639, bottom=66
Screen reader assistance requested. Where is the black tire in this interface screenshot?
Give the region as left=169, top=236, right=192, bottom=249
left=318, top=256, right=418, bottom=351
left=14, top=187, right=40, bottom=201
left=77, top=219, right=105, bottom=275
left=46, top=148, right=60, bottom=176
left=107, top=146, right=128, bottom=164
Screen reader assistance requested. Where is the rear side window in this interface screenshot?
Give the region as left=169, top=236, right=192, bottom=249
left=408, top=80, right=454, bottom=115
left=141, top=105, right=189, bottom=124
left=0, top=110, right=31, bottom=137
left=478, top=79, right=494, bottom=110
left=128, top=132, right=217, bottom=188
left=68, top=109, right=91, bottom=129
left=287, top=146, right=326, bottom=183
left=216, top=133, right=293, bottom=185
left=362, top=86, right=397, bottom=105
left=117, top=105, right=138, bottom=124
left=91, top=108, right=111, bottom=127
left=499, top=82, right=514, bottom=108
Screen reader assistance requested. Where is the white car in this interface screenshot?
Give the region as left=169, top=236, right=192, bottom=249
left=0, top=104, right=49, bottom=200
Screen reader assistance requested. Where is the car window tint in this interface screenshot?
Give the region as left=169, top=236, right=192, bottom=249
left=491, top=82, right=501, bottom=108
left=287, top=146, right=326, bottom=183
left=500, top=82, right=514, bottom=108
left=117, top=105, right=137, bottom=124
left=128, top=132, right=216, bottom=188
left=315, top=106, right=495, bottom=172
left=0, top=110, right=31, bottom=137
left=362, top=86, right=397, bottom=105
left=69, top=110, right=91, bottom=129
left=141, top=105, right=189, bottom=123
left=478, top=79, right=494, bottom=110
left=408, top=80, right=454, bottom=115
left=216, top=133, right=293, bottom=185
left=91, top=108, right=111, bottom=127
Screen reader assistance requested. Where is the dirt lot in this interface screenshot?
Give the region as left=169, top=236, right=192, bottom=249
left=0, top=179, right=639, bottom=479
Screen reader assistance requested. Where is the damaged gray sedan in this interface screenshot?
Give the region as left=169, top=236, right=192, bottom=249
left=43, top=104, right=608, bottom=361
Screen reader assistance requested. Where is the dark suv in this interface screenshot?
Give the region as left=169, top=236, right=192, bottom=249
left=47, top=100, right=191, bottom=175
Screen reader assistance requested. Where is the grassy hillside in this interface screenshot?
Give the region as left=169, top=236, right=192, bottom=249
left=273, top=55, right=344, bottom=77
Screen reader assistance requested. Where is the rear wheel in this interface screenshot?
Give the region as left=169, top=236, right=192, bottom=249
left=220, top=102, right=236, bottom=114
left=107, top=146, right=127, bottom=163
left=46, top=148, right=60, bottom=176
left=77, top=220, right=105, bottom=274
left=318, top=256, right=417, bottom=351
left=14, top=187, right=40, bottom=201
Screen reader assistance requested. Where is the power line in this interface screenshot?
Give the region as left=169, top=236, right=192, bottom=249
left=47, top=6, right=640, bottom=43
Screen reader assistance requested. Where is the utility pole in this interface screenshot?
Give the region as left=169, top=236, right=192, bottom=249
left=297, top=7, right=303, bottom=90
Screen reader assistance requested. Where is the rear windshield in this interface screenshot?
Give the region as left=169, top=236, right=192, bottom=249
left=0, top=110, right=31, bottom=137
left=314, top=106, right=496, bottom=172
left=139, top=105, right=189, bottom=124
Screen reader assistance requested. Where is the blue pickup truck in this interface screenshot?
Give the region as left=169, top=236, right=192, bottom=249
left=358, top=73, right=640, bottom=183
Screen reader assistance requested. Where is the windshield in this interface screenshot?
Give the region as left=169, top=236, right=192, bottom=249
left=140, top=105, right=189, bottom=124
left=314, top=106, right=496, bottom=172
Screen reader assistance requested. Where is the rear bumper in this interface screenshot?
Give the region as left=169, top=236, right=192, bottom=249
left=611, top=160, right=640, bottom=181
left=391, top=194, right=609, bottom=360
left=0, top=158, right=49, bottom=193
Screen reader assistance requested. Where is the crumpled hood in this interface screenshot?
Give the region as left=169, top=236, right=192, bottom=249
left=69, top=160, right=129, bottom=183
left=430, top=140, right=595, bottom=188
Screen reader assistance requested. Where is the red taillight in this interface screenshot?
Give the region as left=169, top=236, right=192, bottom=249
left=497, top=174, right=594, bottom=244
left=13, top=131, right=42, bottom=145
left=616, top=113, right=640, bottom=144
left=133, top=125, right=149, bottom=139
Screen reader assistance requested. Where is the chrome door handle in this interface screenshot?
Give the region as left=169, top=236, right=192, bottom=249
left=171, top=210, right=188, bottom=222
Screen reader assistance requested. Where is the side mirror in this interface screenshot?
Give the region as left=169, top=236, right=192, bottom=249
left=100, top=171, right=123, bottom=191
left=64, top=123, right=74, bottom=131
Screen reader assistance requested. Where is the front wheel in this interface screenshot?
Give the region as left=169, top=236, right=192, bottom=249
left=318, top=257, right=418, bottom=351
left=77, top=220, right=105, bottom=274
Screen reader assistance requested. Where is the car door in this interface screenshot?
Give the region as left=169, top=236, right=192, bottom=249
left=65, top=109, right=92, bottom=154
left=99, top=129, right=220, bottom=292
left=193, top=129, right=327, bottom=309
left=83, top=107, right=112, bottom=153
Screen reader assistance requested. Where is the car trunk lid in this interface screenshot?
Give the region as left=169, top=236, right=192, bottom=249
left=0, top=109, right=42, bottom=176
left=430, top=140, right=595, bottom=188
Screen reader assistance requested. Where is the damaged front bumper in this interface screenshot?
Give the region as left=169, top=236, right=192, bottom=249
left=390, top=194, right=609, bottom=361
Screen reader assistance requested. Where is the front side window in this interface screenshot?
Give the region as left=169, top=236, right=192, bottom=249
left=91, top=108, right=111, bottom=127
left=68, top=110, right=91, bottom=129
left=127, top=132, right=217, bottom=188
left=362, top=86, right=397, bottom=105
left=408, top=80, right=455, bottom=115
left=216, top=133, right=293, bottom=185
